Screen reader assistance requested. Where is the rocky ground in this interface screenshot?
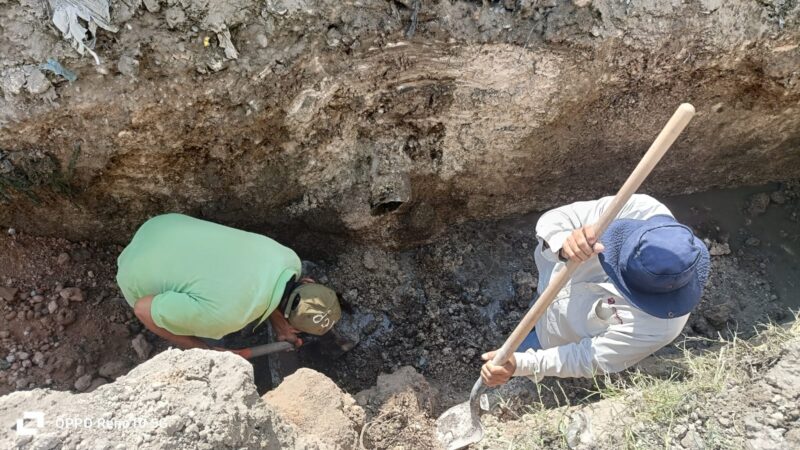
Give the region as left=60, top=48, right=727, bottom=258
left=0, top=233, right=157, bottom=396
left=2, top=321, right=798, bottom=449
left=1, top=181, right=798, bottom=407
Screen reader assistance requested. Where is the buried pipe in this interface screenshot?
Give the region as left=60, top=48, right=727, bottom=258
left=369, top=143, right=412, bottom=215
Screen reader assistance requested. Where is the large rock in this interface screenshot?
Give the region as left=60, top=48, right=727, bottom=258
left=263, top=368, right=365, bottom=449
left=0, top=1, right=798, bottom=248
left=0, top=349, right=321, bottom=449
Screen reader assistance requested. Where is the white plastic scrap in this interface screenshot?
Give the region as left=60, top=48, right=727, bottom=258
left=48, top=0, right=119, bottom=64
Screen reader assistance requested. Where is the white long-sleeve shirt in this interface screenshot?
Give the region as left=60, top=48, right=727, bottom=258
left=514, top=194, right=689, bottom=381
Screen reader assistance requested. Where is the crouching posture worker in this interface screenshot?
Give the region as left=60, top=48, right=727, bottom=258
left=481, top=195, right=709, bottom=385
left=117, top=214, right=341, bottom=356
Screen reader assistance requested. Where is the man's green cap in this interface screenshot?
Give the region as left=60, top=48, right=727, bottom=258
left=285, top=283, right=341, bottom=335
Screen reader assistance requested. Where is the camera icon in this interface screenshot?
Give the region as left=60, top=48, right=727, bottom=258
left=16, top=411, right=45, bottom=436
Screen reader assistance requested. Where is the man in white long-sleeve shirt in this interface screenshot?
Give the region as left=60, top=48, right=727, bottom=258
left=481, top=194, right=710, bottom=385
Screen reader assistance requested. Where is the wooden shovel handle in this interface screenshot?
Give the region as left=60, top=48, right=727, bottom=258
left=239, top=341, right=295, bottom=359
left=490, top=103, right=696, bottom=367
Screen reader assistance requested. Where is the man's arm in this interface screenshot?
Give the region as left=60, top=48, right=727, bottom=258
left=268, top=310, right=303, bottom=347
left=481, top=322, right=685, bottom=385
left=513, top=325, right=681, bottom=381
left=133, top=296, right=211, bottom=349
left=536, top=194, right=673, bottom=262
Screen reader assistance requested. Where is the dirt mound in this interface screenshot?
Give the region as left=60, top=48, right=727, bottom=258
left=263, top=368, right=365, bottom=449
left=0, top=349, right=320, bottom=449
left=356, top=366, right=441, bottom=450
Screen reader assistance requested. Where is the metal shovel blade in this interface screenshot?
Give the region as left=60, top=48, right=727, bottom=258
left=435, top=379, right=487, bottom=450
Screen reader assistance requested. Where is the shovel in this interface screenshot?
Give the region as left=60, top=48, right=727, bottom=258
left=435, top=103, right=697, bottom=450
left=237, top=341, right=295, bottom=359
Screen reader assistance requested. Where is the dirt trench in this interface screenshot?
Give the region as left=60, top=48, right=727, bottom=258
left=0, top=0, right=799, bottom=249
left=1, top=1, right=800, bottom=448
left=0, top=182, right=797, bottom=402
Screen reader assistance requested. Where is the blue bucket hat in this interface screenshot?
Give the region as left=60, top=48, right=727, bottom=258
left=598, top=215, right=710, bottom=319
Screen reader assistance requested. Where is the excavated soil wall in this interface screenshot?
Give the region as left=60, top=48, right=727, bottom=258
left=0, top=0, right=799, bottom=249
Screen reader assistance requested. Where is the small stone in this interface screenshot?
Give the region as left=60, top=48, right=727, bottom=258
left=15, top=378, right=29, bottom=389
left=206, top=59, right=225, bottom=73
left=165, top=7, right=186, bottom=29
left=25, top=310, right=34, bottom=320
left=131, top=334, right=153, bottom=361
left=59, top=287, right=84, bottom=302
left=17, top=352, right=29, bottom=361
left=4, top=312, right=16, bottom=321
left=117, top=55, right=140, bottom=77
left=24, top=68, right=51, bottom=95
left=31, top=295, right=44, bottom=303
left=681, top=430, right=705, bottom=449
left=143, top=0, right=160, bottom=13
left=745, top=237, right=760, bottom=246
left=718, top=417, right=732, bottom=427
left=745, top=417, right=761, bottom=433
left=770, top=191, right=786, bottom=205
left=99, top=360, right=129, bottom=378
left=32, top=352, right=45, bottom=367
left=74, top=374, right=93, bottom=392
left=55, top=309, right=77, bottom=326
left=0, top=287, right=18, bottom=301
left=362, top=252, right=378, bottom=270
left=0, top=331, right=9, bottom=339
left=7, top=228, right=16, bottom=236
left=256, top=34, right=269, bottom=48
left=5, top=354, right=16, bottom=363
left=747, top=193, right=770, bottom=216
left=0, top=67, right=25, bottom=95
left=708, top=241, right=731, bottom=256
left=48, top=300, right=58, bottom=314
left=326, top=27, right=342, bottom=47
left=57, top=253, right=70, bottom=265
left=88, top=377, right=108, bottom=392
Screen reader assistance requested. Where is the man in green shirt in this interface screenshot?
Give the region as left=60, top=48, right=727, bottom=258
left=117, top=214, right=341, bottom=356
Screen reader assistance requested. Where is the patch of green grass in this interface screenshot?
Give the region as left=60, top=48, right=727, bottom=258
left=590, top=316, right=800, bottom=449
left=481, top=315, right=799, bottom=449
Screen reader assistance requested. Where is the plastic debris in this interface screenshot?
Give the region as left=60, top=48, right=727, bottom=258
left=48, top=0, right=119, bottom=64
left=39, top=59, right=78, bottom=82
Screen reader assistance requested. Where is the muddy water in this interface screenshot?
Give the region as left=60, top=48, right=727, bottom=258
left=665, top=184, right=799, bottom=308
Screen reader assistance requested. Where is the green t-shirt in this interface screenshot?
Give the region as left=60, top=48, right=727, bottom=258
left=116, top=214, right=301, bottom=339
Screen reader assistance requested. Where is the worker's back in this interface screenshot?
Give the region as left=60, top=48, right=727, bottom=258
left=116, top=213, right=301, bottom=339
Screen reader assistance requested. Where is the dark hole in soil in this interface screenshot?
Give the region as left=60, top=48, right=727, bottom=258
left=371, top=200, right=405, bottom=215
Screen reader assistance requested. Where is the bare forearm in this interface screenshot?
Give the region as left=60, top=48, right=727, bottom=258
left=148, top=324, right=209, bottom=350
left=268, top=309, right=302, bottom=346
